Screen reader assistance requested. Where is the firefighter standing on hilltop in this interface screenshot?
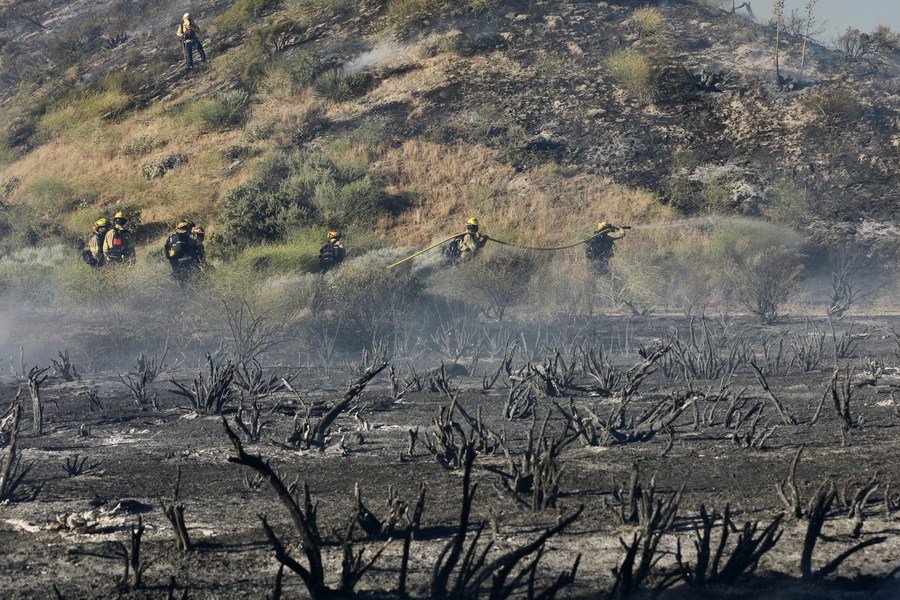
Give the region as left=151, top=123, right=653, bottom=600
left=318, top=230, right=346, bottom=272
left=103, top=211, right=136, bottom=265
left=585, top=220, right=628, bottom=274
left=165, top=220, right=204, bottom=284
left=82, top=218, right=110, bottom=268
left=445, top=217, right=488, bottom=265
left=176, top=13, right=206, bottom=71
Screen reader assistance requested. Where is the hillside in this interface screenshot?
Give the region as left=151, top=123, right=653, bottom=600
left=0, top=0, right=898, bottom=274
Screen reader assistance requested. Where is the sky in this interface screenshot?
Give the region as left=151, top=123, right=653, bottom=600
left=749, top=0, right=900, bottom=39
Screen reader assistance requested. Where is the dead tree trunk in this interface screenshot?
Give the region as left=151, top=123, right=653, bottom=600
left=27, top=366, right=49, bottom=436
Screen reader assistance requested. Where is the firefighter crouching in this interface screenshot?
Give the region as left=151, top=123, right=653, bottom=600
left=318, top=230, right=346, bottom=272
left=445, top=217, right=488, bottom=265
left=103, top=211, right=136, bottom=265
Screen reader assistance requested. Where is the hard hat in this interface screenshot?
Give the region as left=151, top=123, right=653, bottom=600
left=467, top=217, right=480, bottom=227
left=183, top=13, right=190, bottom=19
left=95, top=218, right=109, bottom=227
left=328, top=230, right=340, bottom=239
left=114, top=211, right=126, bottom=219
left=597, top=220, right=609, bottom=230
left=176, top=220, right=190, bottom=229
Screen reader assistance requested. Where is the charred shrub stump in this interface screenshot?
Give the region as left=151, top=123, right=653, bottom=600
left=159, top=467, right=192, bottom=552
left=170, top=355, right=237, bottom=414
left=609, top=463, right=681, bottom=533
left=287, top=361, right=387, bottom=450
left=493, top=414, right=572, bottom=511
left=26, top=366, right=49, bottom=436
left=120, top=371, right=158, bottom=410
left=354, top=482, right=426, bottom=539
left=116, top=516, right=150, bottom=590
left=51, top=349, right=78, bottom=381
left=0, top=405, right=37, bottom=502
left=676, top=504, right=783, bottom=586
left=62, top=454, right=100, bottom=478
left=429, top=444, right=583, bottom=600
left=799, top=482, right=886, bottom=581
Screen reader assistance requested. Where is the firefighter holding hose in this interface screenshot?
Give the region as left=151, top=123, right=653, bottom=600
left=585, top=220, right=628, bottom=274
left=445, top=217, right=488, bottom=265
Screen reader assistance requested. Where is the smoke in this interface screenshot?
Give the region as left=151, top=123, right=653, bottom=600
left=344, top=38, right=413, bottom=74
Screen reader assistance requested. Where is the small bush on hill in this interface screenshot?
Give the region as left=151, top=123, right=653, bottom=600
left=312, top=69, right=373, bottom=102
left=141, top=154, right=188, bottom=180
left=36, top=89, right=131, bottom=141
left=607, top=49, right=654, bottom=99
left=196, top=90, right=251, bottom=131
left=213, top=44, right=269, bottom=89
left=26, top=175, right=75, bottom=215
left=436, top=249, right=539, bottom=321
left=119, top=132, right=165, bottom=158
left=801, top=86, right=860, bottom=129
left=312, top=176, right=383, bottom=229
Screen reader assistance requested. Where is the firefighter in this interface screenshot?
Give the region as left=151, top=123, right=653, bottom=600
left=446, top=217, right=487, bottom=265
left=190, top=224, right=206, bottom=266
left=103, top=211, right=135, bottom=265
left=82, top=218, right=110, bottom=268
left=318, top=230, right=346, bottom=272
left=585, top=220, right=627, bottom=274
left=164, top=220, right=203, bottom=283
left=176, top=13, right=206, bottom=70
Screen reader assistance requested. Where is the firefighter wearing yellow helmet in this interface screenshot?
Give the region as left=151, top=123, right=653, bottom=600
left=103, top=211, right=136, bottom=265
left=164, top=219, right=204, bottom=284
left=585, top=220, right=627, bottom=274
left=82, top=217, right=110, bottom=267
left=445, top=217, right=487, bottom=265
left=318, top=230, right=346, bottom=272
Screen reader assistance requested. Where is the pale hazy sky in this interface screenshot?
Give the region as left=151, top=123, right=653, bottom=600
left=751, top=0, right=900, bottom=38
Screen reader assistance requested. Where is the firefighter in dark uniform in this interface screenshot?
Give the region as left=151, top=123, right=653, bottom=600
left=318, top=230, right=346, bottom=272
left=83, top=218, right=110, bottom=267
left=164, top=220, right=203, bottom=284
left=585, top=220, right=627, bottom=274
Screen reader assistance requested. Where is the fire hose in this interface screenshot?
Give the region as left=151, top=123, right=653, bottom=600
left=386, top=226, right=630, bottom=269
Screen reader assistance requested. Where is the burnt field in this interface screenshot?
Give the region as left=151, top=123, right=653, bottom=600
left=1, top=314, right=899, bottom=599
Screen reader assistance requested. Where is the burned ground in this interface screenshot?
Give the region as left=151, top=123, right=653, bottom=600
left=1, top=314, right=898, bottom=598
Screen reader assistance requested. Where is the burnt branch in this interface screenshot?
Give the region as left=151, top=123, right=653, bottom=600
left=158, top=467, right=192, bottom=552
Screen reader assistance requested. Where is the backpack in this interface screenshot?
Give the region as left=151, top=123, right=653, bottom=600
left=167, top=232, right=193, bottom=262
left=106, top=229, right=129, bottom=261
left=444, top=238, right=462, bottom=264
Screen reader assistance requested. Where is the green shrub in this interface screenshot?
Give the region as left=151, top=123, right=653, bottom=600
left=217, top=0, right=278, bottom=31
left=312, top=69, right=373, bottom=102
left=213, top=44, right=270, bottom=89
left=231, top=232, right=323, bottom=276
left=216, top=150, right=387, bottom=250
left=607, top=49, right=654, bottom=99
left=312, top=176, right=384, bottom=229
left=36, top=89, right=131, bottom=141
left=196, top=90, right=251, bottom=131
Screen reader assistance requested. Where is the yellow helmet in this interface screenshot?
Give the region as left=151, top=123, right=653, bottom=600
left=467, top=217, right=480, bottom=227
left=176, top=220, right=190, bottom=229
left=114, top=211, right=126, bottom=219
left=95, top=218, right=109, bottom=227
left=328, top=230, right=340, bottom=240
left=597, top=220, right=610, bottom=230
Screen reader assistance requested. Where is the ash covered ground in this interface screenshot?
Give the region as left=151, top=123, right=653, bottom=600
left=1, top=310, right=898, bottom=599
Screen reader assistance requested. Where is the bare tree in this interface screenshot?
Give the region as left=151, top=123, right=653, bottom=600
left=799, top=0, right=817, bottom=80
left=773, top=0, right=785, bottom=84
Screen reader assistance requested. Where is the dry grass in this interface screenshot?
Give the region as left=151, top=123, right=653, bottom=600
left=373, top=140, right=675, bottom=245
left=630, top=8, right=665, bottom=39
left=607, top=49, right=655, bottom=99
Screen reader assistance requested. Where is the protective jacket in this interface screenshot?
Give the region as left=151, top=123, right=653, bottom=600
left=103, top=226, right=135, bottom=264
left=165, top=230, right=202, bottom=280
left=318, top=240, right=346, bottom=271
left=177, top=20, right=200, bottom=40
left=83, top=230, right=106, bottom=267
left=459, top=232, right=487, bottom=260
